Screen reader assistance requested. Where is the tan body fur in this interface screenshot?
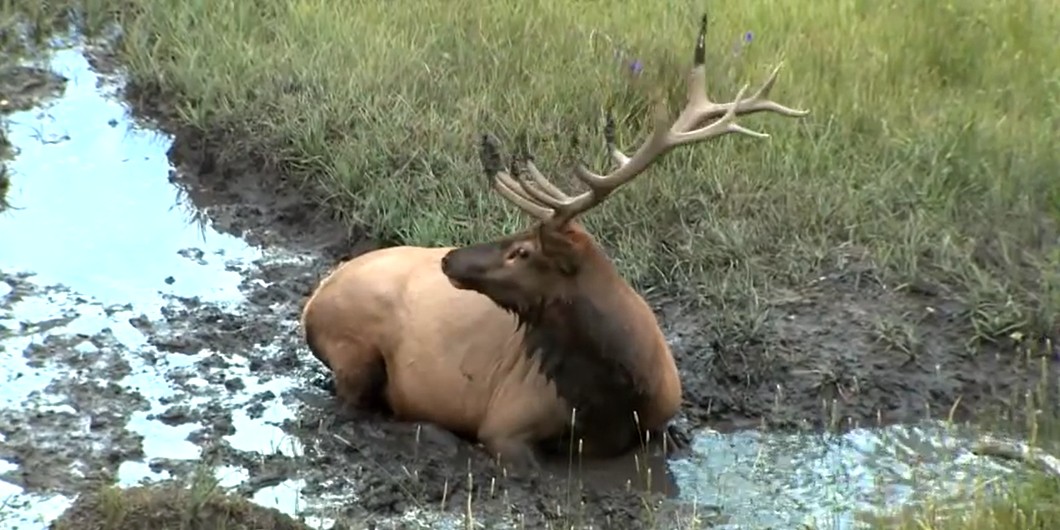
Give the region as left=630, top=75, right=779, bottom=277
left=300, top=241, right=682, bottom=462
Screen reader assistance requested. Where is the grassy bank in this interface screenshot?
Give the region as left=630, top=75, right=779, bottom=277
left=869, top=475, right=1060, bottom=530
left=86, top=0, right=1060, bottom=345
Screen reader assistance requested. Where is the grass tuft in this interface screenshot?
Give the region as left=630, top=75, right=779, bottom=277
left=49, top=467, right=312, bottom=530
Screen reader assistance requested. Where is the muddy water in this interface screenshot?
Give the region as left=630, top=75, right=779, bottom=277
left=0, top=45, right=314, bottom=528
left=0, top=43, right=1022, bottom=530
left=672, top=421, right=1018, bottom=528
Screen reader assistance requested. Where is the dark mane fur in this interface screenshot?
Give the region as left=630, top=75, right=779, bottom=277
left=502, top=293, right=650, bottom=457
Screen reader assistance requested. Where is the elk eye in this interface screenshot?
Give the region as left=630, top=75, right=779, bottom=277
left=512, top=247, right=530, bottom=260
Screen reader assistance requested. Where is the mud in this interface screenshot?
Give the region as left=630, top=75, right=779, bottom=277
left=124, top=50, right=1057, bottom=440
left=0, top=35, right=1055, bottom=530
left=0, top=65, right=67, bottom=114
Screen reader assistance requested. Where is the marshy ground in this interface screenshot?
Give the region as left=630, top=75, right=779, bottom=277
left=1, top=0, right=1059, bottom=529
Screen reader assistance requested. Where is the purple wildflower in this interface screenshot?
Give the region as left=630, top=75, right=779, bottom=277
left=629, top=59, right=643, bottom=76
left=733, top=30, right=754, bottom=56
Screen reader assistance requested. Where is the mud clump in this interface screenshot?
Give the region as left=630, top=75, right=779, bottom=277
left=0, top=280, right=151, bottom=496
left=50, top=483, right=312, bottom=530
left=0, top=65, right=67, bottom=114
left=1, top=160, right=9, bottom=212
left=285, top=405, right=677, bottom=528
left=1, top=139, right=9, bottom=211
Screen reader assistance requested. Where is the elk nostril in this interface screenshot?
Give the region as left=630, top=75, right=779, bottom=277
left=441, top=254, right=450, bottom=269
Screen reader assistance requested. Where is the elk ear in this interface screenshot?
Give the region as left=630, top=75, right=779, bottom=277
left=537, top=223, right=582, bottom=275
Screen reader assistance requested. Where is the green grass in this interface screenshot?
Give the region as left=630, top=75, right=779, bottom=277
left=863, top=475, right=1060, bottom=530
left=872, top=455, right=1060, bottom=528
left=7, top=0, right=1060, bottom=344
left=48, top=465, right=312, bottom=530
left=105, top=0, right=1060, bottom=345
left=107, top=0, right=1060, bottom=343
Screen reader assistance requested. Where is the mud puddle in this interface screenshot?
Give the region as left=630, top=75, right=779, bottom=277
left=673, top=421, right=1022, bottom=529
left=0, top=43, right=325, bottom=528
left=0, top=39, right=1033, bottom=530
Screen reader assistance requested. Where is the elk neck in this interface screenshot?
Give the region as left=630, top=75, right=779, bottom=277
left=515, top=256, right=653, bottom=454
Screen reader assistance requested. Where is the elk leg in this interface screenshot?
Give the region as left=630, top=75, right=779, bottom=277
left=331, top=342, right=391, bottom=416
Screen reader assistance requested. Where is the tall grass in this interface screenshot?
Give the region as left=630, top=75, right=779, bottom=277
left=95, top=0, right=1060, bottom=343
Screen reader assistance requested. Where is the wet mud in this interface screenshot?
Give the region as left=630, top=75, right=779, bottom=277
left=146, top=84, right=1058, bottom=429
left=0, top=37, right=1055, bottom=530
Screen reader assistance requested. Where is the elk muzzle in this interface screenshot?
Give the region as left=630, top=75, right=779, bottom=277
left=441, top=242, right=504, bottom=291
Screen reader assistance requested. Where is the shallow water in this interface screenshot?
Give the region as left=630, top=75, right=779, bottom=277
left=0, top=43, right=1022, bottom=530
left=0, top=45, right=309, bottom=528
left=671, top=421, right=1017, bottom=529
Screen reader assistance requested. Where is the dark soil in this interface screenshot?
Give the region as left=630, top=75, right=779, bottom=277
left=39, top=46, right=1052, bottom=529
left=50, top=483, right=312, bottom=530
left=0, top=65, right=68, bottom=113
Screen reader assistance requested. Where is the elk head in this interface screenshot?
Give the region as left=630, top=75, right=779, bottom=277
left=441, top=14, right=809, bottom=314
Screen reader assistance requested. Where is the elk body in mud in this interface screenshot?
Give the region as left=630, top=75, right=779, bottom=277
left=300, top=15, right=809, bottom=470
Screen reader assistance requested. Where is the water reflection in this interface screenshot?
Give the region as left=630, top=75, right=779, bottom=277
left=671, top=421, right=1017, bottom=529
left=0, top=45, right=297, bottom=529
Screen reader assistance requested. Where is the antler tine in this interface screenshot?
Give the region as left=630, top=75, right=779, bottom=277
left=551, top=13, right=809, bottom=224
left=675, top=14, right=808, bottom=132
left=679, top=62, right=811, bottom=133
left=538, top=14, right=784, bottom=224
left=478, top=13, right=809, bottom=227
left=516, top=132, right=570, bottom=203
left=480, top=133, right=552, bottom=220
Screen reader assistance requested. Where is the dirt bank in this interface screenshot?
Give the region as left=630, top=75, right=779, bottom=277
left=94, top=57, right=1059, bottom=528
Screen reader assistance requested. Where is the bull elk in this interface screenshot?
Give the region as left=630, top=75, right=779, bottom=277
left=300, top=14, right=808, bottom=470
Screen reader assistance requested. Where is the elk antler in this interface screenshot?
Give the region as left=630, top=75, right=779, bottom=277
left=479, top=13, right=810, bottom=226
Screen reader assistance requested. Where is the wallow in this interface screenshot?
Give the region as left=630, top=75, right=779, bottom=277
left=300, top=14, right=809, bottom=470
